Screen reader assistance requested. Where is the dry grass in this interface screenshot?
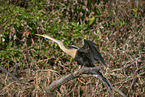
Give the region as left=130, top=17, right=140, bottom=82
left=0, top=0, right=145, bottom=97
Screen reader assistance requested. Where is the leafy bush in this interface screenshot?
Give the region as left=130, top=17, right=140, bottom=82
left=0, top=0, right=144, bottom=96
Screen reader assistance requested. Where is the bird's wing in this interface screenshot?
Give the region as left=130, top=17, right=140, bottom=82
left=83, top=39, right=106, bottom=67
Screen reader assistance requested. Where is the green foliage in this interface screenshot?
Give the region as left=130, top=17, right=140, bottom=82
left=131, top=7, right=141, bottom=18
left=0, top=0, right=144, bottom=97
left=111, top=19, right=123, bottom=27
left=0, top=3, right=49, bottom=33
left=89, top=16, right=96, bottom=26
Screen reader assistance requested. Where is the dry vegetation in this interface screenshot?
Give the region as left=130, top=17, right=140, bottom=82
left=0, top=0, right=145, bottom=97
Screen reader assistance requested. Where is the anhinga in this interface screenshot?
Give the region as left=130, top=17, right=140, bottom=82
left=36, top=34, right=112, bottom=91
left=36, top=34, right=106, bottom=67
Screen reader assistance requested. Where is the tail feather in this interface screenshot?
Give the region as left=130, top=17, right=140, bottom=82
left=91, top=71, right=113, bottom=93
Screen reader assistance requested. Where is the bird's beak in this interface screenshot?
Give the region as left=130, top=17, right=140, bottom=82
left=36, top=34, right=44, bottom=37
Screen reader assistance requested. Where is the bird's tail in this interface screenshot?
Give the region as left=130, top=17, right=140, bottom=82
left=90, top=71, right=113, bottom=94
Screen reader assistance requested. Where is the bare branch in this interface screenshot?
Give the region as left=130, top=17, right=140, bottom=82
left=0, top=66, right=20, bottom=82
left=113, top=87, right=127, bottom=97
left=46, top=67, right=100, bottom=92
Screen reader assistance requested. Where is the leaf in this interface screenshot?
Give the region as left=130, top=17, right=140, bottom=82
left=89, top=16, right=95, bottom=26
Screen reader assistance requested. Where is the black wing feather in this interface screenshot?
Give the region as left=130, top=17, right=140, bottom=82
left=75, top=39, right=106, bottom=67
left=83, top=39, right=106, bottom=67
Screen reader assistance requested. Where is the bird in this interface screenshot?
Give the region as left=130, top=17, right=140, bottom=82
left=36, top=34, right=112, bottom=91
left=36, top=34, right=106, bottom=68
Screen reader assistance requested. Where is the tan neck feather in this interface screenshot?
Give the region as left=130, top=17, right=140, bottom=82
left=40, top=34, right=77, bottom=58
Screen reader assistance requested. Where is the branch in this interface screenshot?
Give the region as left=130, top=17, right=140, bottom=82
left=0, top=66, right=20, bottom=82
left=46, top=67, right=100, bottom=92
left=113, top=87, right=127, bottom=97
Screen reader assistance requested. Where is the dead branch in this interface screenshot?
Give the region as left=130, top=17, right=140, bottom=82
left=0, top=66, right=20, bottom=82
left=113, top=87, right=127, bottom=97
left=46, top=67, right=100, bottom=92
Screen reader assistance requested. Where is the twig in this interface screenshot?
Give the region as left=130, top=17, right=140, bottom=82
left=113, top=87, right=127, bottom=97
left=0, top=66, right=20, bottom=82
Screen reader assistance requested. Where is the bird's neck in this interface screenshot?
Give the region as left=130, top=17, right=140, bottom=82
left=57, top=42, right=77, bottom=58
left=44, top=35, right=77, bottom=58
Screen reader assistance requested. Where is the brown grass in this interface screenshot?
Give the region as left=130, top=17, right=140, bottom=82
left=0, top=0, right=145, bottom=97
